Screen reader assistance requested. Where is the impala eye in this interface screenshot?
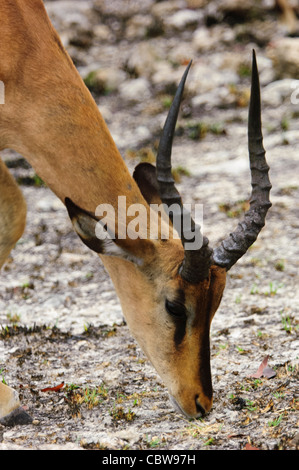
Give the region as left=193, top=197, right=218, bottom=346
left=165, top=299, right=186, bottom=319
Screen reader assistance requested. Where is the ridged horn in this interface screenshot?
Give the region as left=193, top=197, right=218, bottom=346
left=212, top=50, right=272, bottom=270
left=156, top=61, right=212, bottom=284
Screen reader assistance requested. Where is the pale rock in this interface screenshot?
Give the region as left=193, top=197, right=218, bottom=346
left=193, top=27, right=220, bottom=52
left=191, top=87, right=235, bottom=109
left=168, top=41, right=197, bottom=66
left=151, top=0, right=186, bottom=19
left=126, top=42, right=161, bottom=78
left=94, top=0, right=154, bottom=18
left=45, top=1, right=92, bottom=29
left=59, top=252, right=89, bottom=264
left=119, top=77, right=152, bottom=103
left=187, top=62, right=238, bottom=95
left=225, top=409, right=240, bottom=423
left=41, top=294, right=69, bottom=310
left=126, top=14, right=154, bottom=40
left=93, top=24, right=112, bottom=42
left=36, top=197, right=64, bottom=212
left=152, top=62, right=184, bottom=91
left=135, top=126, right=152, bottom=142
left=267, top=38, right=299, bottom=79
left=187, top=63, right=217, bottom=94
left=113, top=428, right=140, bottom=445
left=103, top=369, right=122, bottom=386
left=165, top=9, right=203, bottom=30
left=193, top=25, right=236, bottom=52
left=91, top=68, right=127, bottom=93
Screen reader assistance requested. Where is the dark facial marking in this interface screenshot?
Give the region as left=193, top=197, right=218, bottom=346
left=173, top=316, right=186, bottom=348
left=167, top=289, right=186, bottom=349
left=196, top=288, right=217, bottom=401
left=198, top=326, right=213, bottom=400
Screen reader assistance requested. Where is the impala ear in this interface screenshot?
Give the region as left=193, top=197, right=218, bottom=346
left=133, top=162, right=162, bottom=205
left=65, top=197, right=141, bottom=262
left=65, top=197, right=104, bottom=253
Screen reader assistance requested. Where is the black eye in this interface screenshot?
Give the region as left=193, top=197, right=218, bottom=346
left=165, top=299, right=186, bottom=319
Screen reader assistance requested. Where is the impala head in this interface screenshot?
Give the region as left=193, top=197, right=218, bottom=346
left=66, top=51, right=271, bottom=418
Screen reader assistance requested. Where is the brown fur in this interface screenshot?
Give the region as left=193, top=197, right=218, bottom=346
left=0, top=159, right=26, bottom=268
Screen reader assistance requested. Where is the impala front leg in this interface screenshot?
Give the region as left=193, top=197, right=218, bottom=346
left=0, top=159, right=30, bottom=424
left=0, top=158, right=27, bottom=269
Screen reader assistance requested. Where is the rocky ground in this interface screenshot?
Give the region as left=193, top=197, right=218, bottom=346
left=0, top=0, right=298, bottom=450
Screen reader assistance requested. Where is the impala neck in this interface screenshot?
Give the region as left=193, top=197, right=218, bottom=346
left=0, top=0, right=144, bottom=215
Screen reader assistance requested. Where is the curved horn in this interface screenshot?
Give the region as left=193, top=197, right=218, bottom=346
left=156, top=61, right=212, bottom=284
left=212, top=50, right=272, bottom=270
left=156, top=61, right=192, bottom=209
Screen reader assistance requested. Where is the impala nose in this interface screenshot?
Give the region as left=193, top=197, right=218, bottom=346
left=195, top=397, right=206, bottom=416
left=170, top=394, right=211, bottom=418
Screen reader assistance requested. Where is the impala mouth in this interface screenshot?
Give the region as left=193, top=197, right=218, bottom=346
left=169, top=394, right=206, bottom=419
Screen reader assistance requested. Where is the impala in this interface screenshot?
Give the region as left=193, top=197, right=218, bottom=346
left=0, top=0, right=271, bottom=419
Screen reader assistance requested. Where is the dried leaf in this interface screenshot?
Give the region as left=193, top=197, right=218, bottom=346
left=249, top=356, right=276, bottom=379
left=243, top=443, right=260, bottom=450
left=249, top=356, right=269, bottom=378
left=41, top=382, right=64, bottom=392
